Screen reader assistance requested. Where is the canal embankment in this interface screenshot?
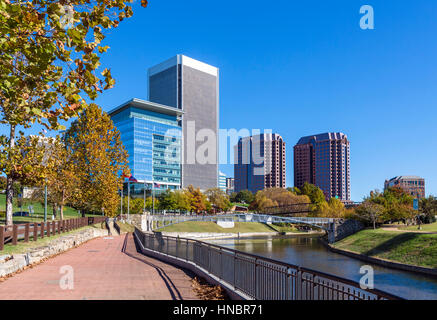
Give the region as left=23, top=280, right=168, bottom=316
left=161, top=230, right=323, bottom=240
left=158, top=221, right=324, bottom=240
left=324, top=228, right=437, bottom=277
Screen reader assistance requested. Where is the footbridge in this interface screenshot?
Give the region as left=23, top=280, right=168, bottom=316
left=141, top=214, right=344, bottom=243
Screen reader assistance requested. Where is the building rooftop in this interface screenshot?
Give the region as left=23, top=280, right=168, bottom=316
left=387, top=176, right=424, bottom=181
left=108, top=98, right=184, bottom=117
left=148, top=54, right=218, bottom=77
left=296, top=132, right=348, bottom=145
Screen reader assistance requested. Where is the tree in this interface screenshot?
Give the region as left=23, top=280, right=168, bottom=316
left=0, top=0, right=147, bottom=225
left=205, top=188, right=231, bottom=213
left=185, top=185, right=208, bottom=214
left=173, top=190, right=191, bottom=212
left=158, top=189, right=177, bottom=211
left=355, top=200, right=385, bottom=229
left=299, top=183, right=326, bottom=204
left=0, top=134, right=56, bottom=224
left=44, top=137, right=79, bottom=219
left=420, top=196, right=437, bottom=224
left=250, top=188, right=310, bottom=213
left=234, top=190, right=255, bottom=205
left=0, top=176, right=6, bottom=190
left=315, top=197, right=346, bottom=218
left=364, top=187, right=414, bottom=223
left=64, top=104, right=129, bottom=217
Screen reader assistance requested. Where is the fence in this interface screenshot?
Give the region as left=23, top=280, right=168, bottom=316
left=134, top=228, right=402, bottom=300
left=0, top=216, right=107, bottom=251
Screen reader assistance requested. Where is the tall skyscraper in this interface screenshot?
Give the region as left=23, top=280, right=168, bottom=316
left=148, top=55, right=219, bottom=190
left=218, top=171, right=227, bottom=193
left=294, top=132, right=350, bottom=201
left=384, top=176, right=425, bottom=198
left=226, top=177, right=235, bottom=195
left=234, top=133, right=286, bottom=194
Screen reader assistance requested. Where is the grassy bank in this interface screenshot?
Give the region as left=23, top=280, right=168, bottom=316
left=0, top=194, right=100, bottom=224
left=159, top=221, right=298, bottom=234
left=116, top=221, right=135, bottom=233
left=333, top=229, right=437, bottom=268
left=400, top=222, right=437, bottom=232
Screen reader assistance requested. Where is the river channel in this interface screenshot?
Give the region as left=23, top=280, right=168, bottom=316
left=207, top=235, right=437, bottom=300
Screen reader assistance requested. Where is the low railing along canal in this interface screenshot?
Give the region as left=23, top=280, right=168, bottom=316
left=134, top=228, right=402, bottom=300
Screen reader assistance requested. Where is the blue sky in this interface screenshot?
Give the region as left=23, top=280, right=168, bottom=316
left=2, top=0, right=437, bottom=201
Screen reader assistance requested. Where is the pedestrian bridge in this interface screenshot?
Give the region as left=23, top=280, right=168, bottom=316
left=142, top=214, right=340, bottom=242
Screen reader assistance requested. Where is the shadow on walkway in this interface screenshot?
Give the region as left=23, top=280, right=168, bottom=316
left=121, top=233, right=194, bottom=300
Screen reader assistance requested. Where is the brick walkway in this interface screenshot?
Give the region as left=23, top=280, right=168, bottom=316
left=0, top=233, right=198, bottom=300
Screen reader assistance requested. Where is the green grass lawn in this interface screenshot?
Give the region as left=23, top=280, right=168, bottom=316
left=0, top=223, right=106, bottom=256
left=400, top=222, right=437, bottom=232
left=333, top=229, right=437, bottom=268
left=0, top=194, right=100, bottom=224
left=116, top=221, right=135, bottom=233
left=159, top=221, right=284, bottom=233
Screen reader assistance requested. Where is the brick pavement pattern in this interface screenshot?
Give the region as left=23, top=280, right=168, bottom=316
left=0, top=233, right=198, bottom=300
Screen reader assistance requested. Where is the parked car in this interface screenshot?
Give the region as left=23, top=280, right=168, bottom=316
left=13, top=211, right=29, bottom=217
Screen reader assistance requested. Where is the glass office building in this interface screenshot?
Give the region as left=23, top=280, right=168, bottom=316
left=109, top=98, right=183, bottom=197
left=218, top=171, right=227, bottom=193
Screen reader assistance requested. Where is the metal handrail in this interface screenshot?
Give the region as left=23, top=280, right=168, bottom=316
left=134, top=228, right=403, bottom=300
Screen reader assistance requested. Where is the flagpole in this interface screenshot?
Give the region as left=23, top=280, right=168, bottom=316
left=152, top=180, right=154, bottom=215
left=143, top=181, right=146, bottom=213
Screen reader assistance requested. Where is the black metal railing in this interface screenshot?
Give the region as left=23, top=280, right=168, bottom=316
left=134, top=228, right=402, bottom=300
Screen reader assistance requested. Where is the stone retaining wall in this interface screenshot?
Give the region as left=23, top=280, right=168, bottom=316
left=0, top=227, right=108, bottom=278
left=333, top=219, right=365, bottom=242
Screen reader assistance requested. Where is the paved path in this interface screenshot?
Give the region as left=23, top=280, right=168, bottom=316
left=381, top=226, right=437, bottom=234
left=0, top=233, right=198, bottom=300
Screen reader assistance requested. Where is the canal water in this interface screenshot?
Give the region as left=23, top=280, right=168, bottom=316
left=208, top=235, right=437, bottom=300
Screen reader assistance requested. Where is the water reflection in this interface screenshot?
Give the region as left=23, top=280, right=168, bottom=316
left=208, top=235, right=437, bottom=300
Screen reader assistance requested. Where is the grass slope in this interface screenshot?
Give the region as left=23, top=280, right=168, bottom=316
left=333, top=229, right=437, bottom=268
left=160, top=221, right=282, bottom=233
left=0, top=194, right=99, bottom=224
left=400, top=222, right=437, bottom=232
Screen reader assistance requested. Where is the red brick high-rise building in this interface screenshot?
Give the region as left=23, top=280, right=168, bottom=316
left=234, top=133, right=286, bottom=193
left=294, top=132, right=350, bottom=201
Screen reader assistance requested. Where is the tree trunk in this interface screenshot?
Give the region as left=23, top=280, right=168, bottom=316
left=5, top=124, right=16, bottom=226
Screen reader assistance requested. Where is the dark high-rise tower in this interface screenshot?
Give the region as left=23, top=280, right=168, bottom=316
left=294, top=132, right=350, bottom=201
left=234, top=133, right=286, bottom=194
left=148, top=55, right=219, bottom=190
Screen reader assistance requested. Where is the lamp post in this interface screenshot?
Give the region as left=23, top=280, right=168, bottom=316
left=120, top=188, right=123, bottom=216
left=44, top=179, right=47, bottom=223
left=127, top=180, right=130, bottom=221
